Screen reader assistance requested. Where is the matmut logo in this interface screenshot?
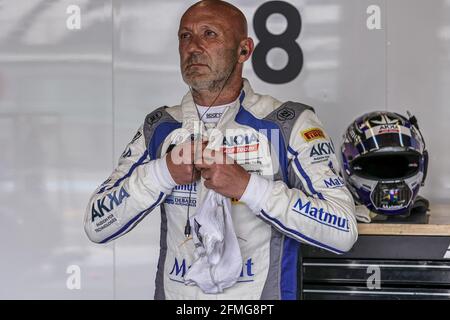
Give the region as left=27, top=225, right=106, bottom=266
left=324, top=177, right=345, bottom=189
left=293, top=198, right=349, bottom=232
left=169, top=257, right=255, bottom=281
left=222, top=133, right=259, bottom=154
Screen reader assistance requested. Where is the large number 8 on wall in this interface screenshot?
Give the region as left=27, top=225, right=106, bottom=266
left=252, top=1, right=303, bottom=84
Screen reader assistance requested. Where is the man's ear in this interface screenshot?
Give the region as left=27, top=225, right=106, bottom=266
left=237, top=37, right=254, bottom=63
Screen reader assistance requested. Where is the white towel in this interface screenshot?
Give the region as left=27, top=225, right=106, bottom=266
left=183, top=189, right=243, bottom=294
left=355, top=205, right=372, bottom=223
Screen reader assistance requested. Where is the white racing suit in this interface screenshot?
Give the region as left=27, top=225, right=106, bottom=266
left=84, top=79, right=358, bottom=300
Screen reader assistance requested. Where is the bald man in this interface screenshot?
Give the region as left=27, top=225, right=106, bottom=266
left=84, top=0, right=358, bottom=300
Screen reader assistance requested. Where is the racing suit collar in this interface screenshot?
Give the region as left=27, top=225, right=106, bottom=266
left=180, top=78, right=254, bottom=135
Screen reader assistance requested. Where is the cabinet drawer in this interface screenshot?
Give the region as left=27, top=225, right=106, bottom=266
left=303, top=285, right=450, bottom=300
left=302, top=259, right=450, bottom=287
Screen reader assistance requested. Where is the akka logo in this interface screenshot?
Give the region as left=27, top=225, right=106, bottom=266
left=324, top=177, right=345, bottom=189
left=378, top=124, right=400, bottom=134
left=310, top=142, right=335, bottom=157
left=91, top=187, right=130, bottom=221
left=292, top=198, right=349, bottom=231
left=222, top=133, right=259, bottom=154
left=301, top=128, right=325, bottom=142
left=169, top=258, right=255, bottom=280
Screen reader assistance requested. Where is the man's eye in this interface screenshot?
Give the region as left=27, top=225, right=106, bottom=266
left=180, top=33, right=191, bottom=40
left=205, top=30, right=217, bottom=37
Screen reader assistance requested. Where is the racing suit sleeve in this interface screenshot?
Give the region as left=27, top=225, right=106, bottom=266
left=84, top=125, right=176, bottom=244
left=240, top=110, right=358, bottom=254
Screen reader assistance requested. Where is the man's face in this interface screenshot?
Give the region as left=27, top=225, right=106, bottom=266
left=178, top=8, right=239, bottom=91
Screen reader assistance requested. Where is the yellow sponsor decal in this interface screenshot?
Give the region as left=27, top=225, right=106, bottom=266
left=301, top=128, right=326, bottom=142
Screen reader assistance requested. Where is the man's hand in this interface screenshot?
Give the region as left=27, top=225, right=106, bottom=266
left=195, top=149, right=250, bottom=199
left=166, top=139, right=208, bottom=185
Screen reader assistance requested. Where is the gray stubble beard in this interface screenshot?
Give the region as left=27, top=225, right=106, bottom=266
left=182, top=49, right=237, bottom=94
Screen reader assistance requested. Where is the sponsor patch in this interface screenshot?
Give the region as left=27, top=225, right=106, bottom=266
left=165, top=183, right=197, bottom=207
left=324, top=177, right=345, bottom=189
left=292, top=198, right=349, bottom=232
left=223, top=133, right=259, bottom=147
left=130, top=131, right=142, bottom=144
left=378, top=124, right=400, bottom=134
left=164, top=196, right=196, bottom=207
left=205, top=112, right=223, bottom=119
left=169, top=257, right=255, bottom=282
left=147, top=111, right=163, bottom=127
left=222, top=133, right=260, bottom=155
left=301, top=128, right=326, bottom=142
left=364, top=124, right=411, bottom=139
left=277, top=107, right=295, bottom=121
left=310, top=141, right=335, bottom=164
left=91, top=187, right=130, bottom=222
left=222, top=144, right=259, bottom=154
left=94, top=214, right=117, bottom=233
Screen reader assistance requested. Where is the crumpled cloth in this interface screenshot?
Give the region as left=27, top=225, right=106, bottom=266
left=184, top=189, right=243, bottom=294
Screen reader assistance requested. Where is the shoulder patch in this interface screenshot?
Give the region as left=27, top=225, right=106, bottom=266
left=261, top=101, right=315, bottom=182
left=146, top=110, right=164, bottom=128
left=143, top=106, right=182, bottom=159
left=276, top=107, right=296, bottom=121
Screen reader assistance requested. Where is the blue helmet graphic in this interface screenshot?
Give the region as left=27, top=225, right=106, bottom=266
left=341, top=111, right=428, bottom=216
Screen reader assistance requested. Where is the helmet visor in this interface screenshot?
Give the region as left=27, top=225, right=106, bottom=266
left=351, top=151, right=421, bottom=180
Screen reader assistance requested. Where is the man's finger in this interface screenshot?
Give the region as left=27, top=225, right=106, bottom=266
left=194, top=161, right=211, bottom=170
left=204, top=179, right=214, bottom=190
left=200, top=168, right=212, bottom=180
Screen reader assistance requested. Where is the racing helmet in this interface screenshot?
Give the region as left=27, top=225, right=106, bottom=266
left=341, top=111, right=428, bottom=215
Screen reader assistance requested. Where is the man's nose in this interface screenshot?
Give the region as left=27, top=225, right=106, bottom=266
left=185, top=35, right=204, bottom=55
